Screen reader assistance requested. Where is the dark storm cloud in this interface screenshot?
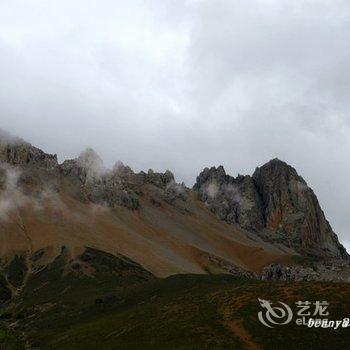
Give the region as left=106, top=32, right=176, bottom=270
left=0, top=0, right=349, bottom=248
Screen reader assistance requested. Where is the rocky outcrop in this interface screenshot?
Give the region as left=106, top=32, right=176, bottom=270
left=0, top=132, right=58, bottom=170
left=60, top=151, right=140, bottom=209
left=194, top=159, right=348, bottom=260
left=261, top=261, right=350, bottom=282
left=261, top=264, right=319, bottom=281
left=0, top=134, right=59, bottom=193
left=193, top=166, right=264, bottom=231
left=204, top=253, right=259, bottom=279
left=253, top=159, right=348, bottom=260
left=60, top=149, right=188, bottom=210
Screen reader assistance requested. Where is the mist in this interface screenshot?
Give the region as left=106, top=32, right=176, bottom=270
left=0, top=0, right=349, bottom=249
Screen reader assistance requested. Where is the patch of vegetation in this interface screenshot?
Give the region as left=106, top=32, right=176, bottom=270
left=291, top=255, right=318, bottom=268
left=0, top=326, right=24, bottom=350
left=0, top=275, right=11, bottom=304
left=4, top=255, right=27, bottom=288
left=2, top=250, right=350, bottom=349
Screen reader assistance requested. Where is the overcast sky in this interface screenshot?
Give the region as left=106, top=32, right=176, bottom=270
left=0, top=0, right=349, bottom=249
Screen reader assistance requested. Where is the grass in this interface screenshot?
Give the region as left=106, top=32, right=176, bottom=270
left=5, top=274, right=350, bottom=349
left=0, top=326, right=24, bottom=350
left=1, top=249, right=350, bottom=349
left=290, top=255, right=319, bottom=268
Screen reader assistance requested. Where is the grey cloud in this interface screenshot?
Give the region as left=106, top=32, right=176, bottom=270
left=0, top=0, right=349, bottom=248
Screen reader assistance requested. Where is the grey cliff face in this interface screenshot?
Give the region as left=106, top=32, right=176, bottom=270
left=194, top=159, right=348, bottom=260
left=253, top=159, right=348, bottom=259
left=193, top=166, right=264, bottom=231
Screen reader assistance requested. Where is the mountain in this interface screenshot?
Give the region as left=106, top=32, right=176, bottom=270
left=0, top=131, right=348, bottom=282
left=194, top=159, right=348, bottom=260
left=1, top=131, right=350, bottom=349
left=0, top=133, right=295, bottom=281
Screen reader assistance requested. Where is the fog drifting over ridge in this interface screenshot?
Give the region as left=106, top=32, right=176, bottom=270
left=0, top=0, right=349, bottom=249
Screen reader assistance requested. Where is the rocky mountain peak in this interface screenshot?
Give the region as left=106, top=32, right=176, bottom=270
left=194, top=166, right=227, bottom=188
left=194, top=159, right=348, bottom=260
left=253, top=158, right=305, bottom=184
left=253, top=159, right=348, bottom=260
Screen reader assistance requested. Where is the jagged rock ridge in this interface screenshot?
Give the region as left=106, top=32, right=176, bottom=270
left=193, top=166, right=264, bottom=231
left=60, top=148, right=188, bottom=210
left=194, top=159, right=348, bottom=260
left=0, top=132, right=188, bottom=211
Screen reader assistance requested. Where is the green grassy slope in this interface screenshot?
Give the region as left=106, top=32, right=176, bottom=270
left=1, top=249, right=350, bottom=349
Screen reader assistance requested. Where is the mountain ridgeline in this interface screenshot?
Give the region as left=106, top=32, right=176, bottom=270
left=0, top=131, right=348, bottom=286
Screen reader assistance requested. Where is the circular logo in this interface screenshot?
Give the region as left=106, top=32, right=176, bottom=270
left=258, top=298, right=293, bottom=328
